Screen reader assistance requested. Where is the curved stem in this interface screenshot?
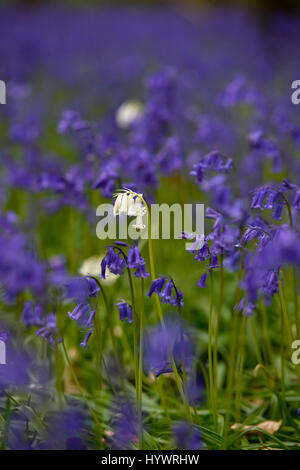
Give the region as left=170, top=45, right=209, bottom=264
left=135, top=193, right=164, bottom=325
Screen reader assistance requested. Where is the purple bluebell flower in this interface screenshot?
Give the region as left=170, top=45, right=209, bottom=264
left=116, top=301, right=133, bottom=323
left=197, top=272, right=208, bottom=288
left=159, top=280, right=184, bottom=307
left=239, top=225, right=272, bottom=251
left=263, top=269, right=279, bottom=300
left=5, top=412, right=34, bottom=450
left=156, top=136, right=182, bottom=176
left=234, top=298, right=255, bottom=317
left=147, top=276, right=167, bottom=297
left=293, top=190, right=300, bottom=211
left=68, top=304, right=96, bottom=328
left=92, top=170, right=119, bottom=198
left=248, top=130, right=282, bottom=173
left=0, top=232, right=46, bottom=301
left=48, top=255, right=68, bottom=286
left=101, top=247, right=125, bottom=278
left=80, top=331, right=93, bottom=350
left=65, top=276, right=100, bottom=304
left=127, top=245, right=149, bottom=279
left=35, top=314, right=58, bottom=348
left=250, top=184, right=288, bottom=220
left=21, top=301, right=44, bottom=329
left=0, top=339, right=40, bottom=389
left=148, top=276, right=183, bottom=307
left=108, top=399, right=139, bottom=450
left=172, top=421, right=203, bottom=450
left=190, top=151, right=232, bottom=186
left=144, top=316, right=193, bottom=377
left=40, top=407, right=89, bottom=450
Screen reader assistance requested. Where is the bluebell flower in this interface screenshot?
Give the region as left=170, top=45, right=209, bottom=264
left=127, top=245, right=149, bottom=279
left=108, top=399, right=140, bottom=450
left=40, top=406, right=89, bottom=450
left=190, top=151, right=232, bottom=185
left=92, top=169, right=119, bottom=198
left=293, top=190, right=300, bottom=211
left=0, top=232, right=46, bottom=301
left=35, top=314, right=59, bottom=348
left=234, top=298, right=255, bottom=317
left=263, top=269, right=279, bottom=300
left=148, top=276, right=183, bottom=307
left=197, top=271, right=208, bottom=288
left=80, top=331, right=93, bottom=350
left=250, top=184, right=287, bottom=220
left=172, top=421, right=203, bottom=450
left=68, top=303, right=96, bottom=328
left=156, top=136, right=182, bottom=176
left=101, top=247, right=125, bottom=278
left=248, top=130, right=282, bottom=173
left=239, top=225, right=272, bottom=251
left=65, top=276, right=100, bottom=304
left=21, top=301, right=44, bottom=329
left=144, top=315, right=193, bottom=377
left=147, top=276, right=167, bottom=297
left=48, top=255, right=68, bottom=287
left=116, top=301, right=133, bottom=323
left=160, top=280, right=184, bottom=307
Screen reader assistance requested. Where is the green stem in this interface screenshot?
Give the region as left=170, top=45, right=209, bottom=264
left=126, top=192, right=190, bottom=421
left=54, top=339, right=64, bottom=405
left=279, top=296, right=286, bottom=405
left=280, top=193, right=300, bottom=336
left=138, top=278, right=145, bottom=449
left=213, top=256, right=224, bottom=409
left=235, top=315, right=247, bottom=422
left=224, top=309, right=239, bottom=443
left=250, top=316, right=263, bottom=365
left=93, top=300, right=103, bottom=390
left=127, top=267, right=139, bottom=405
left=260, top=301, right=274, bottom=366
left=137, top=193, right=164, bottom=325
left=278, top=276, right=300, bottom=385
left=208, top=269, right=217, bottom=427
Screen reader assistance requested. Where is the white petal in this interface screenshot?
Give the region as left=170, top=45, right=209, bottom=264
left=113, top=194, right=122, bottom=216
left=119, top=194, right=129, bottom=214
left=132, top=214, right=145, bottom=230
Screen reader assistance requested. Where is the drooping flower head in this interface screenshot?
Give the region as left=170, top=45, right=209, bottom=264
left=113, top=189, right=146, bottom=231
left=147, top=276, right=183, bottom=307
left=127, top=244, right=149, bottom=279
left=101, top=247, right=126, bottom=278
left=115, top=301, right=133, bottom=323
